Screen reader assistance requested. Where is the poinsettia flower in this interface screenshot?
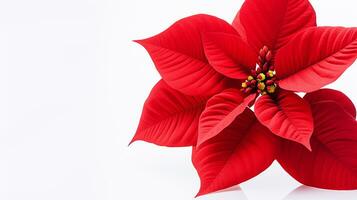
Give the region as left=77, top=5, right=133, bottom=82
left=131, top=0, right=357, bottom=197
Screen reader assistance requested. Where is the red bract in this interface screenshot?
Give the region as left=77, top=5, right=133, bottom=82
left=278, top=89, right=357, bottom=189
left=131, top=0, right=357, bottom=197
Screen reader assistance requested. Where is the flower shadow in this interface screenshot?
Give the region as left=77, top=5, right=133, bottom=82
left=283, top=185, right=357, bottom=200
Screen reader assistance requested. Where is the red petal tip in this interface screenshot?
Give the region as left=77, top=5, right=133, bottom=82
left=133, top=39, right=143, bottom=44
left=133, top=39, right=150, bottom=46
left=128, top=137, right=137, bottom=147
left=196, top=140, right=204, bottom=148
left=302, top=138, right=312, bottom=151
left=195, top=188, right=208, bottom=198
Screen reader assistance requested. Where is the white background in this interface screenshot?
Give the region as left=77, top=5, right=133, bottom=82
left=0, top=0, right=357, bottom=200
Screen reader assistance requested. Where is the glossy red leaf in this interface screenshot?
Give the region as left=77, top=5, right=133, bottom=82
left=202, top=32, right=257, bottom=79
left=197, top=89, right=256, bottom=146
left=130, top=80, right=207, bottom=147
left=304, top=88, right=356, bottom=118
left=192, top=109, right=277, bottom=196
left=234, top=0, right=316, bottom=53
left=276, top=27, right=357, bottom=92
left=254, top=90, right=313, bottom=149
left=278, top=101, right=357, bottom=189
left=135, top=14, right=238, bottom=96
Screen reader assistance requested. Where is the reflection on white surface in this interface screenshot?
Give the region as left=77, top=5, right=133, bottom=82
left=284, top=186, right=357, bottom=200
left=197, top=185, right=248, bottom=200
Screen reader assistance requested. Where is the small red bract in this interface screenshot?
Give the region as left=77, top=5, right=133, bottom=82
left=131, top=0, right=357, bottom=197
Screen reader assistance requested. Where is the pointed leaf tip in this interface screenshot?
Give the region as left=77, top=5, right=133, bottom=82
left=254, top=90, right=314, bottom=147
left=132, top=80, right=207, bottom=147
left=134, top=14, right=238, bottom=96
left=303, top=138, right=312, bottom=151
left=128, top=137, right=137, bottom=147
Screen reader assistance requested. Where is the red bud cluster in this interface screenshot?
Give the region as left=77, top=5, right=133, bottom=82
left=241, top=46, right=278, bottom=95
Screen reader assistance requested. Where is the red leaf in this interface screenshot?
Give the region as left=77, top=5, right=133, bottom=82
left=130, top=80, right=207, bottom=147
left=304, top=88, right=356, bottom=118
left=135, top=14, right=237, bottom=96
left=278, top=101, right=357, bottom=190
left=276, top=27, right=357, bottom=92
left=254, top=90, right=313, bottom=149
left=192, top=109, right=277, bottom=196
left=234, top=0, right=316, bottom=53
left=197, top=89, right=256, bottom=146
left=202, top=32, right=257, bottom=79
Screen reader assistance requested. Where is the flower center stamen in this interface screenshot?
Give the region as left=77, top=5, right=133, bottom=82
left=241, top=46, right=277, bottom=95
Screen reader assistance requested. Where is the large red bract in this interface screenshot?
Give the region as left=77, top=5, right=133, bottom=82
left=131, top=0, right=357, bottom=196
left=278, top=90, right=357, bottom=189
